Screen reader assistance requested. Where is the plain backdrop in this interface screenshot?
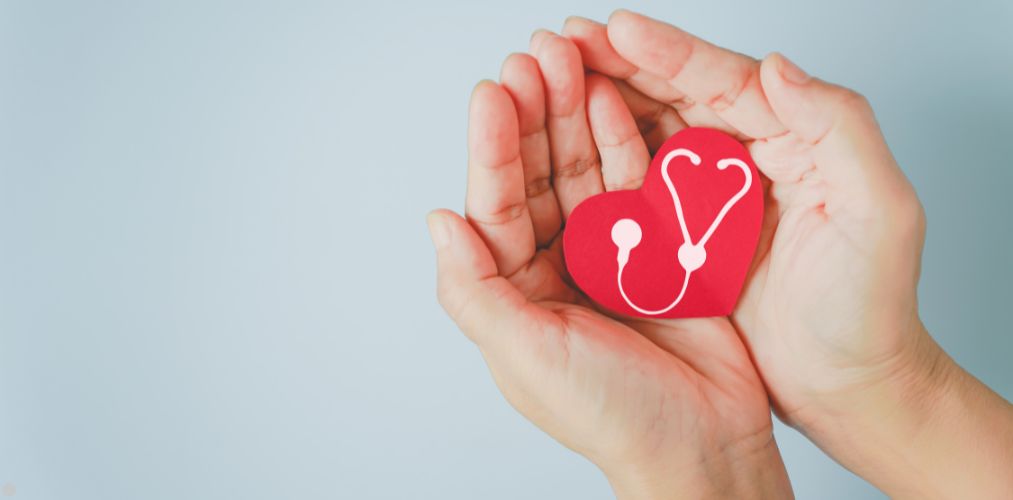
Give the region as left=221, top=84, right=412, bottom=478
left=1, top=1, right=1011, bottom=499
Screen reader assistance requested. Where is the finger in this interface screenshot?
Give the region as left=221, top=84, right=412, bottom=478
left=532, top=33, right=605, bottom=218
left=606, top=10, right=787, bottom=139
left=465, top=81, right=536, bottom=277
left=759, top=53, right=916, bottom=217
left=612, top=79, right=687, bottom=153
left=500, top=53, right=562, bottom=246
left=586, top=73, right=651, bottom=191
left=564, top=14, right=738, bottom=136
left=427, top=209, right=533, bottom=346
left=529, top=29, right=552, bottom=54
left=563, top=16, right=685, bottom=104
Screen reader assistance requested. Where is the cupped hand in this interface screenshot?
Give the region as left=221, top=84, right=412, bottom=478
left=564, top=10, right=927, bottom=412
left=428, top=32, right=791, bottom=498
left=562, top=11, right=1013, bottom=498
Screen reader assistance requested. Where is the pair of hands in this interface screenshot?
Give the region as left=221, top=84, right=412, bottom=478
left=428, top=11, right=1013, bottom=499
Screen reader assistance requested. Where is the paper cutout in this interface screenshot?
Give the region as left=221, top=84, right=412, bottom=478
left=563, top=127, right=764, bottom=319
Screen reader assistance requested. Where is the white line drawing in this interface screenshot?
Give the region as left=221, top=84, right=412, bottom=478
left=612, top=148, right=752, bottom=315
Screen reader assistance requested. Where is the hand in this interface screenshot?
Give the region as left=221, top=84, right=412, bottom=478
left=562, top=10, right=1013, bottom=498
left=428, top=33, right=792, bottom=499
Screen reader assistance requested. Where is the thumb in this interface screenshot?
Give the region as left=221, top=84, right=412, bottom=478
left=759, top=53, right=915, bottom=215
left=427, top=209, right=529, bottom=346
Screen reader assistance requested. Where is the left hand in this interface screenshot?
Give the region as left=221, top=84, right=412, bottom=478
left=561, top=11, right=1013, bottom=499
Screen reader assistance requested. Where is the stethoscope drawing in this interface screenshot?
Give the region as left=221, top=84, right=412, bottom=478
left=611, top=148, right=753, bottom=315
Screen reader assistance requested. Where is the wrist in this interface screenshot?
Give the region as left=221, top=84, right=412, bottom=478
left=602, top=434, right=793, bottom=500
left=794, top=320, right=1013, bottom=498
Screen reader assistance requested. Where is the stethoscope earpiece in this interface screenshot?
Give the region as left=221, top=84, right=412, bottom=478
left=613, top=148, right=752, bottom=315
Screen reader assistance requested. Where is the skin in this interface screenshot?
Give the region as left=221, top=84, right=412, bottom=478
left=429, top=10, right=1013, bottom=499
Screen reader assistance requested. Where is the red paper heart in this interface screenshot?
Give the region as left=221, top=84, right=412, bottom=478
left=563, top=127, right=763, bottom=318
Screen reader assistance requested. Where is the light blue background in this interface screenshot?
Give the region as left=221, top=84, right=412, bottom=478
left=1, top=1, right=1011, bottom=498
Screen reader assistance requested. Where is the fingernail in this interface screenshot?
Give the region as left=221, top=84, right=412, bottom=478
left=565, top=15, right=601, bottom=27
left=609, top=9, right=636, bottom=23
left=778, top=54, right=810, bottom=84
left=426, top=211, right=450, bottom=249
left=472, top=79, right=497, bottom=98
left=530, top=28, right=550, bottom=43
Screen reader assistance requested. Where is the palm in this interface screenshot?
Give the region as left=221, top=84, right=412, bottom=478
left=449, top=34, right=776, bottom=470
left=558, top=12, right=923, bottom=426
left=499, top=232, right=772, bottom=465
left=736, top=135, right=877, bottom=411
left=735, top=130, right=923, bottom=418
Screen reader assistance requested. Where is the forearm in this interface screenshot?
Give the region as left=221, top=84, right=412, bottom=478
left=604, top=436, right=794, bottom=500
left=796, top=322, right=1013, bottom=498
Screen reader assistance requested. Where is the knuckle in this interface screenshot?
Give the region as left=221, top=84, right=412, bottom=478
left=554, top=155, right=601, bottom=178
left=634, top=105, right=667, bottom=135
left=469, top=201, right=528, bottom=226
left=844, top=88, right=870, bottom=107
left=838, top=88, right=873, bottom=117
left=705, top=66, right=754, bottom=112
left=882, top=186, right=926, bottom=235
left=605, top=174, right=646, bottom=191
left=666, top=95, right=696, bottom=111
left=525, top=176, right=552, bottom=198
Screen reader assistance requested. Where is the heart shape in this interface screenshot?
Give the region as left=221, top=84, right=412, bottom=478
left=563, top=127, right=764, bottom=319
